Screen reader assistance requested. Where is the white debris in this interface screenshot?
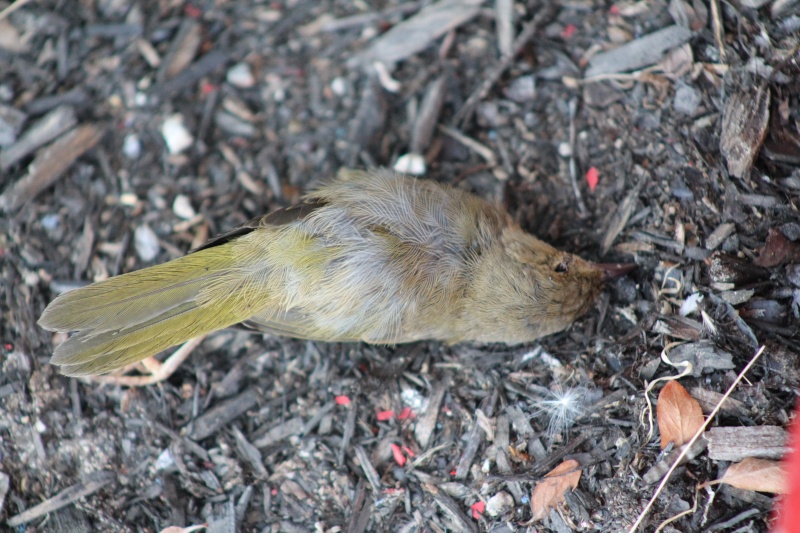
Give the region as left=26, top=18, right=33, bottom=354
left=161, top=114, right=193, bottom=154
left=394, top=153, right=426, bottom=176
left=122, top=133, right=141, bottom=159
left=227, top=62, right=255, bottom=88
left=172, top=194, right=196, bottom=220
left=134, top=224, right=160, bottom=261
left=679, top=292, right=703, bottom=316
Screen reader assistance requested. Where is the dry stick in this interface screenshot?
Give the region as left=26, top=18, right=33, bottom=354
left=0, top=0, right=33, bottom=21
left=709, top=0, right=726, bottom=63
left=627, top=345, right=766, bottom=533
left=567, top=98, right=587, bottom=216
left=453, top=4, right=555, bottom=127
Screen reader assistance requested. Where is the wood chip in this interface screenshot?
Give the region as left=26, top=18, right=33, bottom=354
left=415, top=381, right=447, bottom=449
left=0, top=123, right=104, bottom=212
left=705, top=425, right=788, bottom=462
left=6, top=470, right=114, bottom=527
left=360, top=0, right=482, bottom=66
left=188, top=387, right=260, bottom=441
left=495, top=0, right=514, bottom=56
left=454, top=417, right=485, bottom=480
left=159, top=20, right=202, bottom=82
left=585, top=25, right=693, bottom=77
left=602, top=174, right=647, bottom=253
left=0, top=105, right=77, bottom=171
left=666, top=341, right=735, bottom=377
left=410, top=75, right=447, bottom=155
left=720, top=75, right=770, bottom=178
left=705, top=222, right=735, bottom=250
left=252, top=416, right=304, bottom=449
left=688, top=386, right=747, bottom=416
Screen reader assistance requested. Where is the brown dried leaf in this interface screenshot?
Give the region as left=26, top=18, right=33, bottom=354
left=710, top=457, right=787, bottom=494
left=530, top=459, right=582, bottom=521
left=754, top=228, right=800, bottom=268
left=657, top=380, right=704, bottom=449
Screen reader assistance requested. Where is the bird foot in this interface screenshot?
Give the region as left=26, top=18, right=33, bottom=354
left=84, top=335, right=207, bottom=386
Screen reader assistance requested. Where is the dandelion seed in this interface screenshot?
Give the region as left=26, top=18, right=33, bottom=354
left=531, top=386, right=595, bottom=445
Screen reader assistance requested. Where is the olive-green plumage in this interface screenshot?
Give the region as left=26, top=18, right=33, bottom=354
left=39, top=169, right=612, bottom=376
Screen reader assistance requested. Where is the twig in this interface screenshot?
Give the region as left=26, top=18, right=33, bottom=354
left=0, top=0, right=33, bottom=22
left=654, top=486, right=699, bottom=533
left=628, top=345, right=766, bottom=533
left=6, top=471, right=115, bottom=527
left=567, top=98, right=587, bottom=216
left=709, top=0, right=726, bottom=63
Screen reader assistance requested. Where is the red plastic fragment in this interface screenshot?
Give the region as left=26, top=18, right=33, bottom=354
left=391, top=443, right=406, bottom=466
left=471, top=501, right=485, bottom=520
left=335, top=395, right=351, bottom=406
left=586, top=167, right=599, bottom=192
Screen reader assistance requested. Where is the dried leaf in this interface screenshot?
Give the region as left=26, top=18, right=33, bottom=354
left=709, top=457, right=787, bottom=494
left=657, top=380, right=704, bottom=449
left=754, top=228, right=800, bottom=268
left=530, top=459, right=582, bottom=521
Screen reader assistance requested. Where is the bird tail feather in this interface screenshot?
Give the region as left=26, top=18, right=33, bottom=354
left=39, top=247, right=266, bottom=376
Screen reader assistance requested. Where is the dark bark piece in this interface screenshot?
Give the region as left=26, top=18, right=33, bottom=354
left=706, top=252, right=769, bottom=284
left=188, top=387, right=260, bottom=441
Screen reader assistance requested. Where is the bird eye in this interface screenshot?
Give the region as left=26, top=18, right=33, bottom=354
left=554, top=258, right=570, bottom=273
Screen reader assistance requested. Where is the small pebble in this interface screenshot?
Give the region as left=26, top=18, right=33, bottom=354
left=134, top=91, right=148, bottom=107
left=161, top=114, right=193, bottom=154
left=503, top=75, right=536, bottom=103
left=227, top=62, right=255, bottom=88
left=787, top=265, right=800, bottom=288
left=330, top=77, right=348, bottom=97
left=41, top=213, right=62, bottom=232
left=673, top=83, right=701, bottom=116
left=485, top=491, right=514, bottom=517
left=155, top=448, right=175, bottom=471
left=392, top=467, right=406, bottom=482
left=122, top=133, right=141, bottom=159
left=120, top=193, right=139, bottom=206
left=780, top=222, right=800, bottom=241
left=134, top=224, right=160, bottom=262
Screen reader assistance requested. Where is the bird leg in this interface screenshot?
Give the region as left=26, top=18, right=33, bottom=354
left=84, top=335, right=207, bottom=387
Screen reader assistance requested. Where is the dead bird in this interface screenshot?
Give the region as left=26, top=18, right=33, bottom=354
left=39, top=168, right=634, bottom=376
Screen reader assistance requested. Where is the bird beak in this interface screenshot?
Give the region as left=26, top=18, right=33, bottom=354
left=593, top=262, right=637, bottom=281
